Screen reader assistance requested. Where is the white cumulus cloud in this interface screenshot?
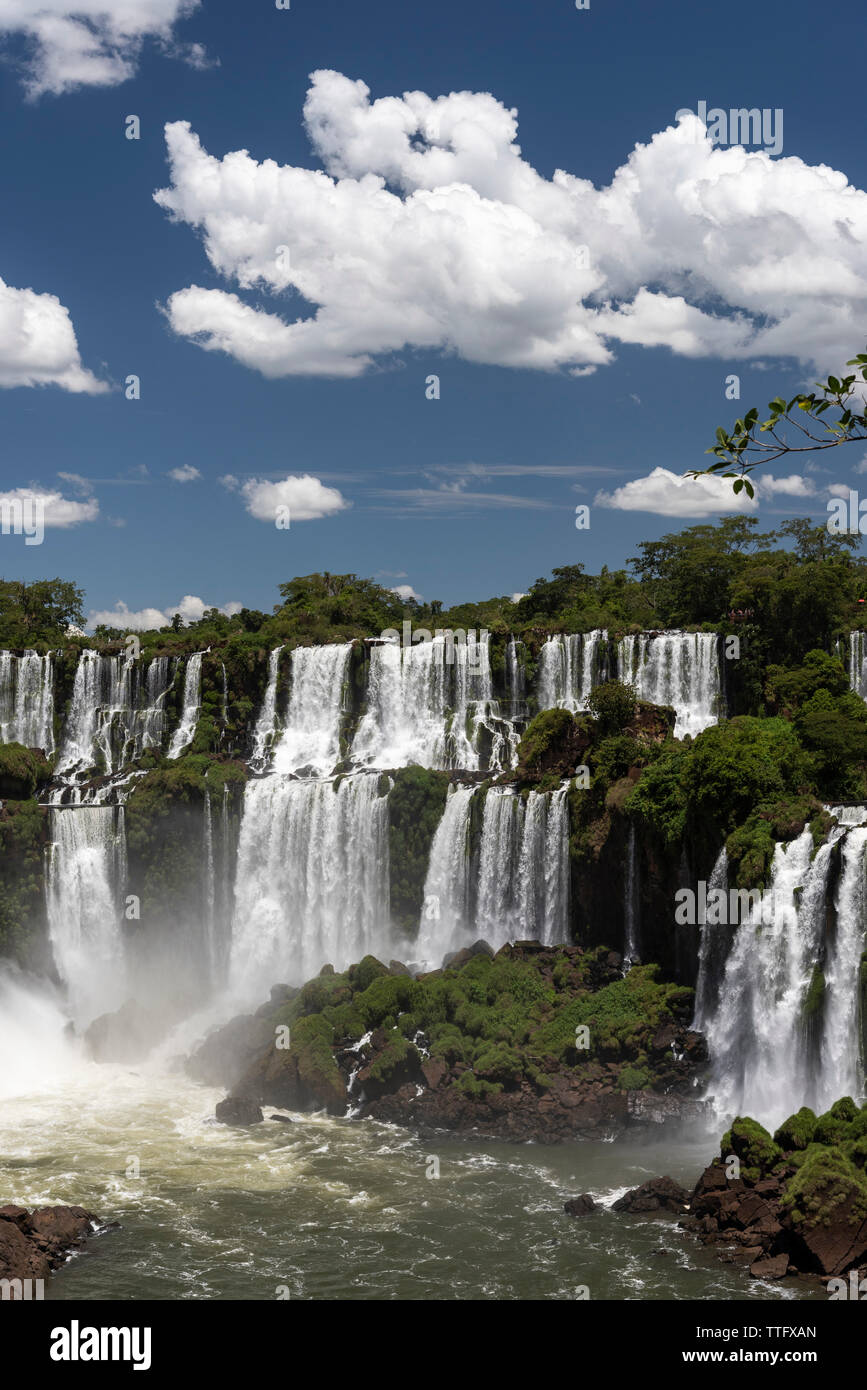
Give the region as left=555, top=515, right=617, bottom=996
left=154, top=71, right=867, bottom=381
left=0, top=276, right=106, bottom=391
left=239, top=474, right=350, bottom=523
left=167, top=464, right=201, bottom=482
left=594, top=467, right=757, bottom=517
left=0, top=0, right=205, bottom=98
left=0, top=485, right=99, bottom=526
left=390, top=584, right=422, bottom=601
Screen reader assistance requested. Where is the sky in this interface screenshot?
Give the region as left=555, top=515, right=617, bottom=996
left=0, top=0, right=866, bottom=627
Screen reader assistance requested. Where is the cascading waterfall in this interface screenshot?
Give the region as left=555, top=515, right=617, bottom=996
left=416, top=785, right=474, bottom=966
left=0, top=650, right=55, bottom=753
left=616, top=631, right=721, bottom=738
left=229, top=772, right=391, bottom=995
left=167, top=651, right=205, bottom=760
left=352, top=633, right=512, bottom=771
left=537, top=631, right=607, bottom=712
left=474, top=785, right=570, bottom=951
left=250, top=645, right=284, bottom=770
left=700, top=813, right=867, bottom=1127
left=45, top=805, right=127, bottom=1026
left=820, top=827, right=867, bottom=1108
left=506, top=637, right=526, bottom=719
left=623, top=823, right=639, bottom=966
left=272, top=643, right=352, bottom=776
left=693, top=846, right=729, bottom=1030
left=56, top=651, right=175, bottom=785
left=849, top=631, right=867, bottom=700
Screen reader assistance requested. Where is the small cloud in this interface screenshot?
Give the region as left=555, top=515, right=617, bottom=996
left=756, top=473, right=816, bottom=498
left=167, top=464, right=202, bottom=482
left=511, top=592, right=527, bottom=603
left=391, top=583, right=422, bottom=601
left=218, top=473, right=239, bottom=491
left=0, top=486, right=99, bottom=527
left=239, top=474, right=351, bottom=522
left=853, top=453, right=867, bottom=475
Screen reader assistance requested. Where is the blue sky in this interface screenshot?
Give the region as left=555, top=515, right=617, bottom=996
left=0, top=0, right=865, bottom=626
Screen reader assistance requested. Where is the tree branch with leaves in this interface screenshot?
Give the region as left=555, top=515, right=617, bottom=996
left=687, top=350, right=867, bottom=498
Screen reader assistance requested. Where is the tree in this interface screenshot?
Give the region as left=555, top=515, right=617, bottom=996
left=689, top=350, right=867, bottom=495
left=586, top=679, right=637, bottom=735
left=0, top=578, right=85, bottom=644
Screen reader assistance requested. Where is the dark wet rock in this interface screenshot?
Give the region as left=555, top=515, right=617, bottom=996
left=388, top=960, right=411, bottom=976
left=187, top=1012, right=273, bottom=1089
left=564, top=1194, right=596, bottom=1217
left=269, top=1111, right=294, bottom=1123
left=750, top=1253, right=789, bottom=1280
left=612, top=1177, right=690, bottom=1214
left=0, top=1205, right=107, bottom=1292
left=215, top=1096, right=263, bottom=1126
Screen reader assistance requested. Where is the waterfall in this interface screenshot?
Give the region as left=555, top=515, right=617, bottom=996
left=167, top=651, right=205, bottom=760
left=229, top=772, right=391, bottom=995
left=616, top=631, right=720, bottom=738
left=701, top=814, right=866, bottom=1127
left=352, top=633, right=508, bottom=771
left=220, top=662, right=229, bottom=738
left=250, top=645, right=285, bottom=770
left=416, top=785, right=474, bottom=965
left=46, top=805, right=127, bottom=1026
left=203, top=786, right=217, bottom=982
left=693, top=846, right=729, bottom=1030
left=623, top=823, right=639, bottom=966
left=474, top=784, right=570, bottom=951
left=271, top=643, right=352, bottom=776
left=850, top=632, right=867, bottom=700
left=506, top=637, right=526, bottom=719
left=0, top=650, right=54, bottom=753
left=56, top=651, right=175, bottom=783
left=537, top=631, right=607, bottom=712
left=820, top=826, right=867, bottom=1108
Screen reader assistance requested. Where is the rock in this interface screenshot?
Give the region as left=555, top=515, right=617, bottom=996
left=215, top=1096, right=263, bottom=1126
left=612, top=1176, right=691, bottom=1214
left=0, top=1219, right=50, bottom=1284
left=388, top=960, right=411, bottom=976
left=187, top=1012, right=273, bottom=1089
left=421, top=1058, right=448, bottom=1090
left=793, top=1215, right=867, bottom=1277
left=85, top=999, right=155, bottom=1064
left=0, top=1204, right=106, bottom=1289
left=564, top=1194, right=596, bottom=1217
left=269, top=1111, right=293, bottom=1123
left=749, top=1253, right=789, bottom=1280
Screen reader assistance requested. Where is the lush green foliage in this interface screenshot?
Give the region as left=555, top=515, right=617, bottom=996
left=387, top=767, right=451, bottom=933
left=267, top=945, right=694, bottom=1097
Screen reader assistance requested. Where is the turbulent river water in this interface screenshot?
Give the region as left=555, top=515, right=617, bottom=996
left=0, top=982, right=818, bottom=1303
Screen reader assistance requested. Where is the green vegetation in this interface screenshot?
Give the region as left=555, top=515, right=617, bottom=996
left=0, top=743, right=52, bottom=799
left=0, top=800, right=47, bottom=964
left=264, top=944, right=695, bottom=1098
left=721, top=1098, right=867, bottom=1232
left=387, top=767, right=451, bottom=934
